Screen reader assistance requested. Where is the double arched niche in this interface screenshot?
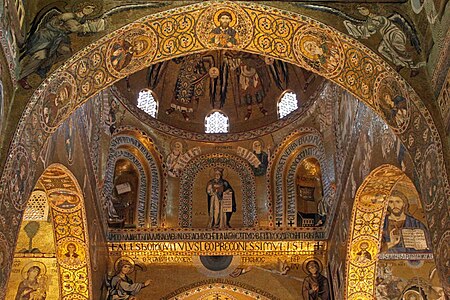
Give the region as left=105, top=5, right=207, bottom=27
left=102, top=127, right=165, bottom=229
left=268, top=129, right=333, bottom=229
left=0, top=0, right=448, bottom=297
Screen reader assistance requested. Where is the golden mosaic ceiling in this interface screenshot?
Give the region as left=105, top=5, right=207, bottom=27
left=114, top=50, right=325, bottom=137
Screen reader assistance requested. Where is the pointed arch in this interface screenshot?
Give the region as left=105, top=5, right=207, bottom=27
left=345, top=164, right=409, bottom=299
left=0, top=0, right=448, bottom=294
left=13, top=164, right=93, bottom=299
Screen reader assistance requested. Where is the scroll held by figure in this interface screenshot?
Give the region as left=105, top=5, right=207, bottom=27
left=106, top=257, right=152, bottom=300
left=206, top=167, right=236, bottom=228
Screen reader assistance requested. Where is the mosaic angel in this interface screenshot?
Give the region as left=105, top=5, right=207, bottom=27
left=106, top=258, right=151, bottom=300
left=294, top=4, right=424, bottom=77
left=18, top=4, right=106, bottom=89
left=343, top=7, right=425, bottom=76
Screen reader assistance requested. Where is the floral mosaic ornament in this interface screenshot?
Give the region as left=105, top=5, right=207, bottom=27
left=0, top=1, right=448, bottom=297
left=39, top=165, right=92, bottom=299
left=346, top=165, right=405, bottom=300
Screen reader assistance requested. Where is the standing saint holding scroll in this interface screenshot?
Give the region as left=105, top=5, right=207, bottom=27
left=206, top=168, right=236, bottom=228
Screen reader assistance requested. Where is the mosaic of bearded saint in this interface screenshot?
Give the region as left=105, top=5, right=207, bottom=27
left=165, top=53, right=216, bottom=121
left=206, top=167, right=236, bottom=229
left=209, top=11, right=240, bottom=48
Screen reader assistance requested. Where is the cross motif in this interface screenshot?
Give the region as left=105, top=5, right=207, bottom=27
left=276, top=220, right=282, bottom=227
left=288, top=220, right=295, bottom=227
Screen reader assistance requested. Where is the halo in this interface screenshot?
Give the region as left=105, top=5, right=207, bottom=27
left=403, top=290, right=422, bottom=300
left=22, top=261, right=47, bottom=280
left=208, top=165, right=229, bottom=178
left=213, top=9, right=237, bottom=27
left=299, top=35, right=323, bottom=61
left=169, top=139, right=187, bottom=152
left=302, top=258, right=323, bottom=275
left=71, top=1, right=103, bottom=19
left=132, top=36, right=152, bottom=58
left=114, top=256, right=135, bottom=273
left=249, top=138, right=265, bottom=151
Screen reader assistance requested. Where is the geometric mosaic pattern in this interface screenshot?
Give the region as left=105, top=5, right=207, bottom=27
left=103, top=129, right=164, bottom=227
left=39, top=164, right=92, bottom=299
left=23, top=190, right=49, bottom=221
left=268, top=129, right=332, bottom=228
left=0, top=1, right=448, bottom=295
left=345, top=165, right=404, bottom=300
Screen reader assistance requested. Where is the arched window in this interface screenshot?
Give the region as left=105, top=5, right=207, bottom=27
left=277, top=91, right=298, bottom=119
left=23, top=190, right=49, bottom=221
left=137, top=89, right=158, bottom=118
left=205, top=111, right=229, bottom=133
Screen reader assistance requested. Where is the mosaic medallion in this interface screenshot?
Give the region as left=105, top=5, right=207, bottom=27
left=106, top=23, right=158, bottom=78
left=293, top=26, right=345, bottom=78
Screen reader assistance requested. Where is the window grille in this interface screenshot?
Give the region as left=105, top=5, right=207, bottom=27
left=205, top=111, right=229, bottom=133
left=24, top=190, right=49, bottom=221
left=137, top=89, right=158, bottom=118
left=278, top=91, right=298, bottom=119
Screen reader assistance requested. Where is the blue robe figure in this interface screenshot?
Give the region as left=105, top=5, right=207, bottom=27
left=381, top=191, right=431, bottom=253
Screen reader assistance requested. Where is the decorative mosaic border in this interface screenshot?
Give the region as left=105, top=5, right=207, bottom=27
left=0, top=1, right=448, bottom=295
left=107, top=229, right=326, bottom=242
left=179, top=153, right=256, bottom=228
left=0, top=28, right=17, bottom=84
left=39, top=164, right=92, bottom=299
left=104, top=149, right=147, bottom=226
left=269, top=131, right=328, bottom=227
left=161, top=279, right=280, bottom=300
left=103, top=132, right=163, bottom=227
left=286, top=146, right=328, bottom=226
left=345, top=165, right=405, bottom=300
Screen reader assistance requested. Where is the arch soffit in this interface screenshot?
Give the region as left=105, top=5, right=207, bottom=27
left=0, top=0, right=448, bottom=294
left=104, top=128, right=165, bottom=227
left=268, top=129, right=330, bottom=226
left=38, top=163, right=92, bottom=299
left=345, top=164, right=407, bottom=300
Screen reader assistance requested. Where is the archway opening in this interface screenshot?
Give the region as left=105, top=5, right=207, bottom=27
left=6, top=164, right=92, bottom=300
left=346, top=165, right=443, bottom=299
